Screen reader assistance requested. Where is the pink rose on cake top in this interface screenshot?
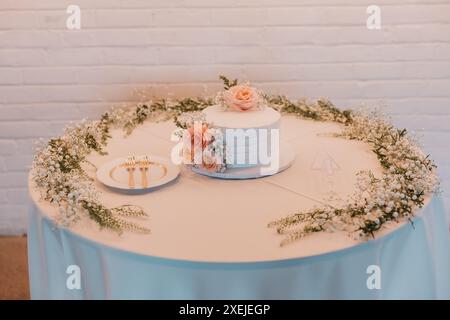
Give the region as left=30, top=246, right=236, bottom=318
left=222, top=85, right=262, bottom=112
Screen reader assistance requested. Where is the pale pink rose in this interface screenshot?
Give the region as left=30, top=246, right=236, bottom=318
left=183, top=123, right=210, bottom=164
left=203, top=129, right=215, bottom=145
left=223, top=85, right=261, bottom=111
left=202, top=161, right=220, bottom=172
left=202, top=153, right=221, bottom=172
left=187, top=124, right=209, bottom=149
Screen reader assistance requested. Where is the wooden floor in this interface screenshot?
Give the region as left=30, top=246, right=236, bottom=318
left=0, top=236, right=29, bottom=300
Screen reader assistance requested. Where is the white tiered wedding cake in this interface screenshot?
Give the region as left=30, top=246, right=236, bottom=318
left=180, top=82, right=294, bottom=179
left=202, top=104, right=281, bottom=169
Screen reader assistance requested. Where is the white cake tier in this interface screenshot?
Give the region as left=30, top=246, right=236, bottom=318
left=203, top=105, right=281, bottom=169
left=202, top=105, right=281, bottom=129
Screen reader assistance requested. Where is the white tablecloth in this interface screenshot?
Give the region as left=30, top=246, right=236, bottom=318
left=28, top=117, right=450, bottom=299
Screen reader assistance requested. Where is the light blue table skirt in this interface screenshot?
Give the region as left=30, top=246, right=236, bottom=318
left=28, top=196, right=450, bottom=299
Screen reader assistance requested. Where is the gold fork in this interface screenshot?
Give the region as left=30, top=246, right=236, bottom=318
left=125, top=157, right=136, bottom=189
left=139, top=155, right=150, bottom=188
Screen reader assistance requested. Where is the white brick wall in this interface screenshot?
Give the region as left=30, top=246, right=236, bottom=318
left=1, top=0, right=449, bottom=235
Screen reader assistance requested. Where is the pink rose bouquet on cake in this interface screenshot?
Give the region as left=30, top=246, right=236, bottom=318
left=216, top=77, right=264, bottom=112
left=181, top=122, right=225, bottom=172
left=222, top=85, right=262, bottom=112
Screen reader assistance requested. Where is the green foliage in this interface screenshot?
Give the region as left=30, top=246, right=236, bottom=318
left=219, top=75, right=238, bottom=89
left=268, top=93, right=437, bottom=246
left=82, top=201, right=150, bottom=234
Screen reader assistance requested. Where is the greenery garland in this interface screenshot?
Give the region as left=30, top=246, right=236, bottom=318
left=32, top=76, right=438, bottom=245
left=267, top=96, right=438, bottom=245
left=32, top=96, right=212, bottom=233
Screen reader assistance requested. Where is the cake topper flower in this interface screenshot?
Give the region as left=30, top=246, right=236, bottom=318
left=216, top=75, right=264, bottom=112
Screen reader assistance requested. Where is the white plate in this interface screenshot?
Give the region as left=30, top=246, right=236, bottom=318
left=97, top=156, right=180, bottom=192
left=191, top=143, right=296, bottom=180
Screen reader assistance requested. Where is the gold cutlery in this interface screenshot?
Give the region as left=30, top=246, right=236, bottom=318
left=139, top=155, right=150, bottom=188
left=112, top=155, right=172, bottom=189
left=125, top=156, right=136, bottom=189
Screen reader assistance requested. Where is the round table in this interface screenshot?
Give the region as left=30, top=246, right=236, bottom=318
left=27, top=117, right=450, bottom=299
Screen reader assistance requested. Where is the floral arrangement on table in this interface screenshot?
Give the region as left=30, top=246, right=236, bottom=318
left=31, top=75, right=439, bottom=245
left=173, top=112, right=226, bottom=173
